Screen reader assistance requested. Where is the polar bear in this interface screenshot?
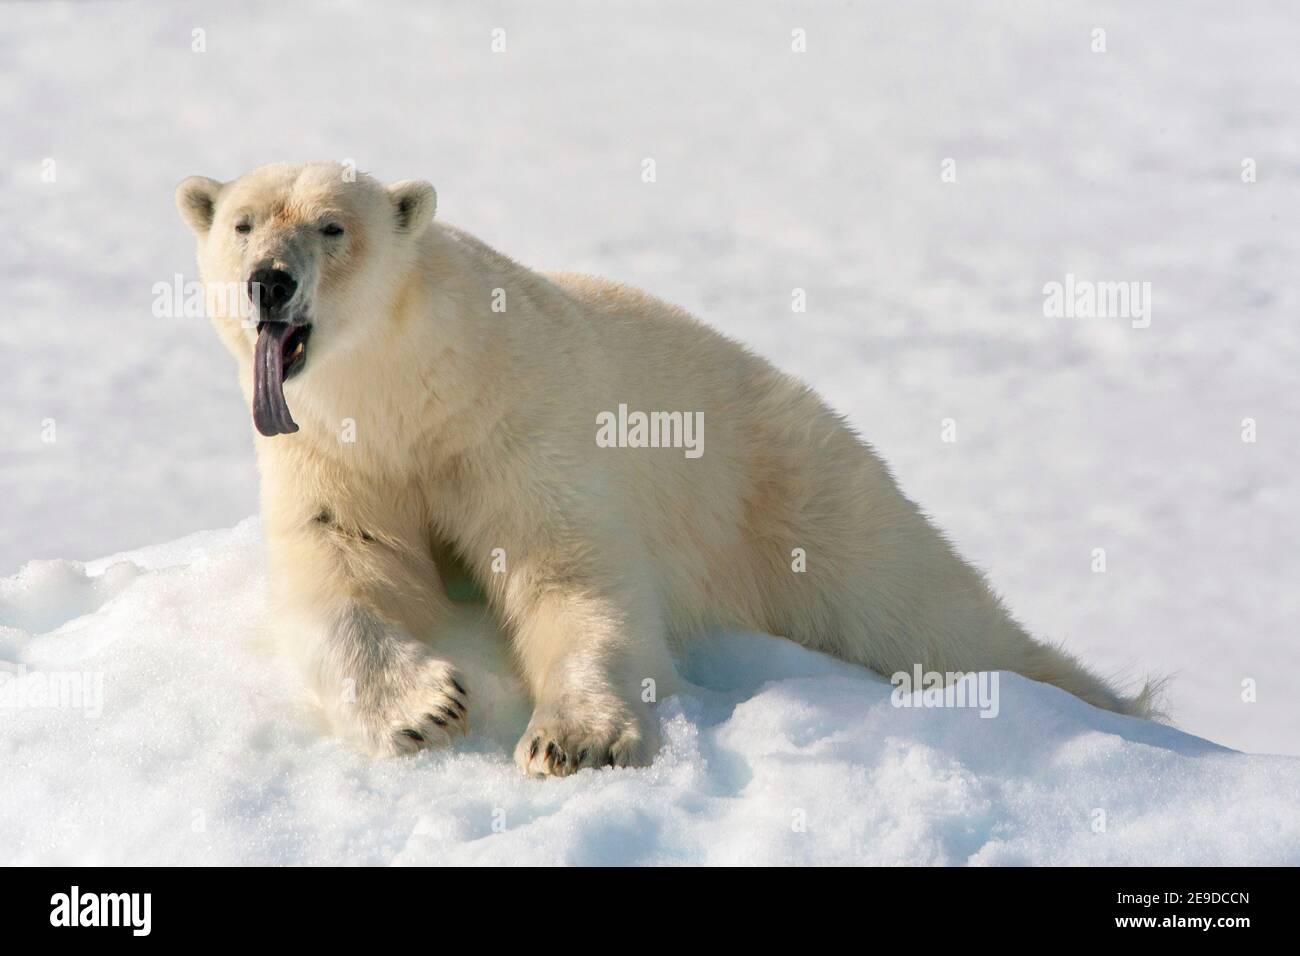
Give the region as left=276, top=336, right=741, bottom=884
left=176, top=162, right=1157, bottom=776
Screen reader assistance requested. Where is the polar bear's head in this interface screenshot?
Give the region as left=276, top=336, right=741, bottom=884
left=175, top=162, right=436, bottom=436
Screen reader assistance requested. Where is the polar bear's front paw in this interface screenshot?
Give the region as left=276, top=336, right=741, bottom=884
left=514, top=704, right=656, bottom=777
left=334, top=656, right=469, bottom=757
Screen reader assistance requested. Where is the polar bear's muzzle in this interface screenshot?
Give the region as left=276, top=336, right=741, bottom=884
left=253, top=320, right=312, bottom=437
left=247, top=265, right=313, bottom=437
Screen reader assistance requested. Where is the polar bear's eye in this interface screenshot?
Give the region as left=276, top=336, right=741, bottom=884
left=234, top=221, right=252, bottom=235
left=321, top=223, right=344, bottom=237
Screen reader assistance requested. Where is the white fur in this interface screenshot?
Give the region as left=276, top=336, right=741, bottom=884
left=177, top=162, right=1158, bottom=776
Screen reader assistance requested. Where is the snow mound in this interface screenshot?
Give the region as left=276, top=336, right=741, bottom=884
left=1, top=523, right=1296, bottom=866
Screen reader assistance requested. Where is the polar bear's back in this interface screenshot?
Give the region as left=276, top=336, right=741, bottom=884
left=541, top=270, right=792, bottom=410
left=544, top=271, right=745, bottom=351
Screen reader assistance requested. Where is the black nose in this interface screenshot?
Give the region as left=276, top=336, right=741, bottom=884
left=248, top=268, right=297, bottom=319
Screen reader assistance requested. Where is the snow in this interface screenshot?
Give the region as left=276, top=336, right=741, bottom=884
left=2, top=0, right=1298, bottom=861
left=1, top=522, right=1296, bottom=865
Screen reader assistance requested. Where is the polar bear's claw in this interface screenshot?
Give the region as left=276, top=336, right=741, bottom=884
left=348, top=663, right=470, bottom=757
left=515, top=710, right=655, bottom=777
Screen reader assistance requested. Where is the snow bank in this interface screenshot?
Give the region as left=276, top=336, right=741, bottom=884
left=1, top=524, right=1295, bottom=866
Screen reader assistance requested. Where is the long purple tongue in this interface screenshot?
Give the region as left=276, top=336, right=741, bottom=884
left=253, top=323, right=299, bottom=437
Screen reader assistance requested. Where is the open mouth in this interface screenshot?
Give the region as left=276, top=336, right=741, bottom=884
left=252, top=321, right=312, bottom=437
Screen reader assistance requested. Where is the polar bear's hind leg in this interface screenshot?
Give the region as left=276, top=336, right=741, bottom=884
left=742, top=386, right=1163, bottom=722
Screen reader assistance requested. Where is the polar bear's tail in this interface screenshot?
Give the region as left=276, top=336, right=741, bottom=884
left=1116, top=676, right=1169, bottom=720
left=1016, top=635, right=1169, bottom=720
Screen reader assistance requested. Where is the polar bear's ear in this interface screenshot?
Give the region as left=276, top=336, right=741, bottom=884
left=176, top=176, right=224, bottom=235
left=388, top=180, right=437, bottom=236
